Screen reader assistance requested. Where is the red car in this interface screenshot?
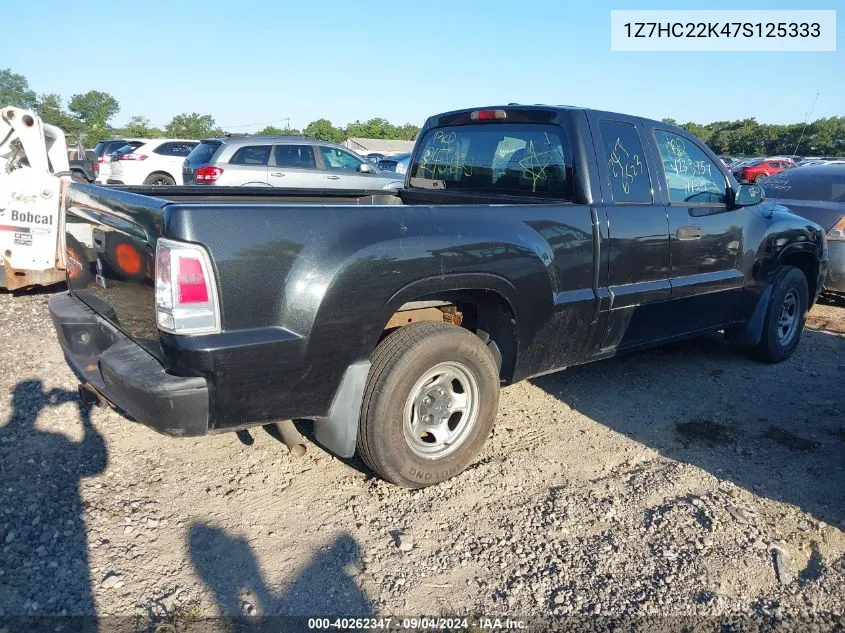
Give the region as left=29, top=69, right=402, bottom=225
left=733, top=158, right=796, bottom=183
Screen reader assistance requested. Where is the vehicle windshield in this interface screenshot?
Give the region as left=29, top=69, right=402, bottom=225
left=409, top=123, right=573, bottom=199
left=762, top=169, right=845, bottom=202
left=186, top=140, right=222, bottom=166
left=743, top=158, right=765, bottom=167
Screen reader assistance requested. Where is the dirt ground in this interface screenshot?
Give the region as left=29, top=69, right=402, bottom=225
left=0, top=289, right=843, bottom=629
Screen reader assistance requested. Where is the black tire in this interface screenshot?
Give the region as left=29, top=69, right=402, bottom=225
left=754, top=173, right=768, bottom=183
left=144, top=173, right=176, bottom=186
left=750, top=265, right=808, bottom=363
left=357, top=322, right=500, bottom=488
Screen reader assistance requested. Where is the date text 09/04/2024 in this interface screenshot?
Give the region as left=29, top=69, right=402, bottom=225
left=307, top=617, right=527, bottom=630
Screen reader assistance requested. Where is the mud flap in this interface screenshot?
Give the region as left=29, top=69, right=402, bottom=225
left=725, top=285, right=772, bottom=346
left=313, top=360, right=371, bottom=458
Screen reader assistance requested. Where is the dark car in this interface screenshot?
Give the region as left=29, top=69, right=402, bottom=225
left=67, top=144, right=99, bottom=183
left=50, top=104, right=828, bottom=488
left=377, top=152, right=411, bottom=175
left=762, top=164, right=845, bottom=293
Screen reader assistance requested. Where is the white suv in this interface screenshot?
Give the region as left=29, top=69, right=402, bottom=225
left=108, top=139, right=199, bottom=185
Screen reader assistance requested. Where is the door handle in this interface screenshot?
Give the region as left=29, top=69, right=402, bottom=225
left=326, top=175, right=341, bottom=180
left=270, top=172, right=285, bottom=177
left=676, top=226, right=702, bottom=240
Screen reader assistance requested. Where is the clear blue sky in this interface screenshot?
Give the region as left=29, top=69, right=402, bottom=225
left=2, top=0, right=842, bottom=131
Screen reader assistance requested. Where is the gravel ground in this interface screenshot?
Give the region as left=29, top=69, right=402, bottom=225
left=0, top=288, right=843, bottom=628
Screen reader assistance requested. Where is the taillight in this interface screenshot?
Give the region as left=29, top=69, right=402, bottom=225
left=195, top=166, right=223, bottom=183
left=470, top=109, right=507, bottom=121
left=829, top=216, right=845, bottom=241
left=119, top=153, right=147, bottom=161
left=155, top=238, right=220, bottom=335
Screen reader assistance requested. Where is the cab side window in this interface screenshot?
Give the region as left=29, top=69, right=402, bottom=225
left=598, top=121, right=652, bottom=203
left=655, top=130, right=726, bottom=205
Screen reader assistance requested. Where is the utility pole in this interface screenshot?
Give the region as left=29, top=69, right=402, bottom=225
left=282, top=118, right=291, bottom=130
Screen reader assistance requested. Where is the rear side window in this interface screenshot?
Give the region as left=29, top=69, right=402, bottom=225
left=229, top=145, right=271, bottom=166
left=655, top=130, right=726, bottom=204
left=274, top=144, right=317, bottom=169
left=598, top=121, right=651, bottom=203
left=762, top=170, right=845, bottom=202
left=154, top=142, right=197, bottom=157
left=186, top=141, right=222, bottom=166
left=409, top=123, right=573, bottom=199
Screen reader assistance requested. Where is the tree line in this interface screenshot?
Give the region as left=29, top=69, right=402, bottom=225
left=661, top=116, right=845, bottom=157
left=3, top=68, right=842, bottom=155
left=0, top=68, right=420, bottom=145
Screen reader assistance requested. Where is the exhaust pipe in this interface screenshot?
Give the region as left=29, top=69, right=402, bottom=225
left=275, top=420, right=307, bottom=457
left=78, top=383, right=107, bottom=408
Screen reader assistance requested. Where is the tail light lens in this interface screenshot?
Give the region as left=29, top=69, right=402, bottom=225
left=829, top=216, right=845, bottom=241
left=119, top=153, right=147, bottom=161
left=155, top=238, right=220, bottom=335
left=195, top=166, right=223, bottom=183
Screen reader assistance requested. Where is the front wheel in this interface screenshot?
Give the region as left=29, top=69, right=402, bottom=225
left=749, top=265, right=808, bottom=363
left=754, top=173, right=768, bottom=183
left=357, top=322, right=500, bottom=488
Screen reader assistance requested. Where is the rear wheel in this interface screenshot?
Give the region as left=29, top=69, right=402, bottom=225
left=749, top=265, right=808, bottom=363
left=754, top=173, right=768, bottom=183
left=357, top=322, right=500, bottom=488
left=144, top=173, right=176, bottom=186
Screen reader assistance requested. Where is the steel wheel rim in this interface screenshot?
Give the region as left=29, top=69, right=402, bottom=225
left=776, top=288, right=800, bottom=346
left=403, top=361, right=479, bottom=459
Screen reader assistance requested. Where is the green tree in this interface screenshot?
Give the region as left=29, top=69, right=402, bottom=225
left=35, top=93, right=81, bottom=138
left=396, top=123, right=420, bottom=141
left=68, top=90, right=120, bottom=128
left=0, top=68, right=37, bottom=109
left=256, top=124, right=301, bottom=135
left=303, top=118, right=344, bottom=143
left=165, top=112, right=223, bottom=139
left=122, top=115, right=163, bottom=138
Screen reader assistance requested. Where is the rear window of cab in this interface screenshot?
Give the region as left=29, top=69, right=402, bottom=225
left=409, top=123, right=574, bottom=199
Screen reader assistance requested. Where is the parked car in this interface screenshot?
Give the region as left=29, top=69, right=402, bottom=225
left=365, top=152, right=386, bottom=163
left=93, top=139, right=146, bottom=183
left=377, top=152, right=411, bottom=175
left=50, top=104, right=827, bottom=488
left=107, top=139, right=199, bottom=185
left=732, top=158, right=796, bottom=183
left=183, top=136, right=405, bottom=189
left=67, top=143, right=99, bottom=183
left=761, top=164, right=845, bottom=294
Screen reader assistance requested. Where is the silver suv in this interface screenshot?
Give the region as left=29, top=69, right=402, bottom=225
left=183, top=135, right=405, bottom=189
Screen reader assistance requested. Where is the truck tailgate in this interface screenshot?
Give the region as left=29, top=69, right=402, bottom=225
left=64, top=184, right=168, bottom=360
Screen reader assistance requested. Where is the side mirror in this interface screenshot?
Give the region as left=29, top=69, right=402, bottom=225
left=358, top=162, right=375, bottom=174
left=733, top=183, right=765, bottom=207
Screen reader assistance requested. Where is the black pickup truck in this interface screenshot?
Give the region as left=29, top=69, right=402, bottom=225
left=49, top=105, right=828, bottom=487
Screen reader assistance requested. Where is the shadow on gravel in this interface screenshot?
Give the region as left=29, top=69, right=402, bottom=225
left=533, top=329, right=845, bottom=525
left=0, top=380, right=105, bottom=620
left=189, top=524, right=373, bottom=619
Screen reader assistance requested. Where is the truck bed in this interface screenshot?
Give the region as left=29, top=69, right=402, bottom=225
left=107, top=184, right=402, bottom=205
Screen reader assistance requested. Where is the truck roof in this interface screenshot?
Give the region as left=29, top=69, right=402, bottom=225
left=423, top=104, right=679, bottom=134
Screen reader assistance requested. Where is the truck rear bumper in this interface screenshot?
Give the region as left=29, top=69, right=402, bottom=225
left=49, top=292, right=210, bottom=437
